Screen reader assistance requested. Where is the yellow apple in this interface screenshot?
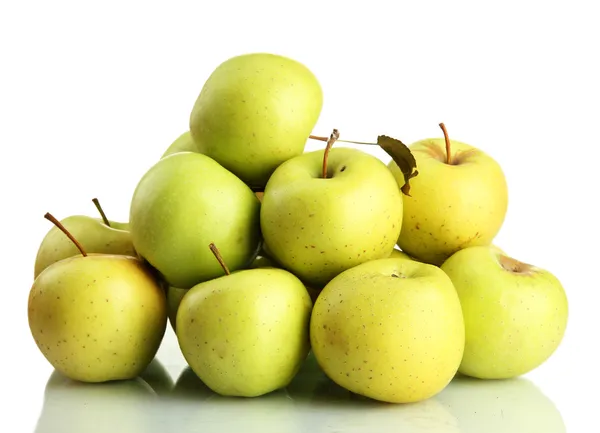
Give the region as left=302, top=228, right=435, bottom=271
left=388, top=124, right=508, bottom=265
left=440, top=245, right=569, bottom=379
left=310, top=257, right=465, bottom=403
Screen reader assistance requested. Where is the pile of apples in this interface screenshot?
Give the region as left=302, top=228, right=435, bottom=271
left=27, top=52, right=569, bottom=405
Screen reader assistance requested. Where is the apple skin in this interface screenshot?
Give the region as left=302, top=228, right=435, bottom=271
left=440, top=245, right=569, bottom=379
left=388, top=137, right=508, bottom=266
left=310, top=257, right=465, bottom=403
left=129, top=152, right=261, bottom=289
left=176, top=267, right=313, bottom=397
left=189, top=52, right=323, bottom=189
left=28, top=255, right=168, bottom=383
left=261, top=147, right=404, bottom=288
left=161, top=131, right=198, bottom=158
left=34, top=216, right=135, bottom=278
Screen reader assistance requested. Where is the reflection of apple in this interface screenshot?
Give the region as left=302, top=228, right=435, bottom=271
left=437, top=375, right=566, bottom=433
left=167, top=366, right=302, bottom=432
left=287, top=353, right=459, bottom=432
left=34, top=358, right=172, bottom=433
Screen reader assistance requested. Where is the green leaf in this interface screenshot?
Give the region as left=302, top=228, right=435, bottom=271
left=376, top=135, right=419, bottom=196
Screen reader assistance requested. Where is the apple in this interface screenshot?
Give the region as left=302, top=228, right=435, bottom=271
left=388, top=123, right=508, bottom=265
left=34, top=198, right=135, bottom=278
left=28, top=214, right=167, bottom=383
left=129, top=151, right=261, bottom=289
left=310, top=257, right=465, bottom=403
left=176, top=243, right=313, bottom=397
left=189, top=52, right=323, bottom=189
left=261, top=146, right=404, bottom=288
left=440, top=245, right=569, bottom=379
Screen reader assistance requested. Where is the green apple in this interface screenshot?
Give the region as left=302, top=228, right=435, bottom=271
left=388, top=124, right=508, bottom=265
left=34, top=200, right=135, bottom=278
left=176, top=250, right=312, bottom=397
left=161, top=131, right=198, bottom=158
left=310, top=257, right=465, bottom=403
left=440, top=245, right=568, bottom=379
left=189, top=52, right=323, bottom=188
left=261, top=147, right=404, bottom=287
left=437, top=375, right=566, bottom=433
left=29, top=216, right=167, bottom=382
left=129, top=151, right=261, bottom=289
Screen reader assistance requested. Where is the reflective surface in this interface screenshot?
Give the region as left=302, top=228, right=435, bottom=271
left=32, top=349, right=566, bottom=433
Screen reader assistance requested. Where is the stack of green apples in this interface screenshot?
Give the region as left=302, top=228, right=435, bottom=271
left=27, top=52, right=569, bottom=405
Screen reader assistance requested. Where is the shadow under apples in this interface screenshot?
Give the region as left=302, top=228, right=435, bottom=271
left=34, top=357, right=173, bottom=433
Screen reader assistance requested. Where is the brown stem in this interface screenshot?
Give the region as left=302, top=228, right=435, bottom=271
left=309, top=134, right=373, bottom=145
left=439, top=123, right=452, bottom=164
left=92, top=198, right=111, bottom=227
left=321, top=129, right=340, bottom=179
left=209, top=243, right=230, bottom=275
left=44, top=213, right=87, bottom=257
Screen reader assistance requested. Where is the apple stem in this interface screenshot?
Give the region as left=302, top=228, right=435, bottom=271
left=439, top=123, right=452, bottom=165
left=44, top=213, right=87, bottom=257
left=320, top=129, right=340, bottom=179
left=309, top=134, right=374, bottom=146
left=92, top=198, right=111, bottom=227
left=209, top=243, right=230, bottom=275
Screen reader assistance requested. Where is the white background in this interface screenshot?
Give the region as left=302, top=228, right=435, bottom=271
left=1, top=1, right=599, bottom=432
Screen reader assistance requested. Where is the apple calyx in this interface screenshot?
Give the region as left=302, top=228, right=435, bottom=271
left=44, top=212, right=88, bottom=257
left=92, top=197, right=111, bottom=227
left=209, top=242, right=230, bottom=275
left=439, top=122, right=453, bottom=165
left=309, top=132, right=418, bottom=195
left=497, top=254, right=534, bottom=275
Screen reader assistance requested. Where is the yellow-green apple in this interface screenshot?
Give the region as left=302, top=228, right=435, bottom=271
left=34, top=199, right=134, bottom=278
left=388, top=123, right=508, bottom=265
left=129, top=152, right=261, bottom=289
left=176, top=244, right=313, bottom=397
left=28, top=214, right=167, bottom=383
left=261, top=146, right=404, bottom=288
left=310, top=257, right=465, bottom=403
left=189, top=52, right=323, bottom=189
left=440, top=245, right=568, bottom=379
